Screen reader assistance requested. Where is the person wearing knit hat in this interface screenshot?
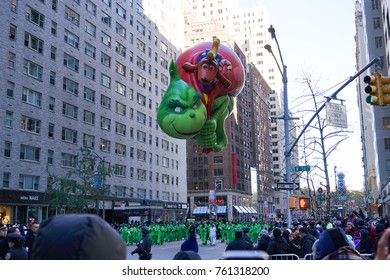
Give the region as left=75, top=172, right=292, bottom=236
left=256, top=229, right=270, bottom=251
left=180, top=233, right=199, bottom=253
left=313, top=227, right=365, bottom=260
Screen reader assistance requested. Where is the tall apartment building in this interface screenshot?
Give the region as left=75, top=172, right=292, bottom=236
left=184, top=0, right=298, bottom=219
left=355, top=0, right=390, bottom=215
left=0, top=0, right=188, bottom=225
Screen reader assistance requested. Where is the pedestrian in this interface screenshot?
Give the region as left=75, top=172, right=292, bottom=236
left=131, top=227, right=152, bottom=260
left=4, top=233, right=27, bottom=260
left=242, top=227, right=253, bottom=247
left=173, top=250, right=201, bottom=260
left=24, top=221, right=39, bottom=259
left=255, top=229, right=270, bottom=251
left=312, top=227, right=365, bottom=260
left=0, top=226, right=9, bottom=259
left=266, top=227, right=288, bottom=256
left=298, top=227, right=316, bottom=258
left=180, top=232, right=199, bottom=253
left=209, top=223, right=217, bottom=246
left=30, top=214, right=126, bottom=260
left=288, top=230, right=302, bottom=255
left=226, top=230, right=253, bottom=251
left=355, top=229, right=372, bottom=254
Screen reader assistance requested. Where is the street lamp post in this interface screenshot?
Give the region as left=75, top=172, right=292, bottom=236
left=88, top=149, right=106, bottom=220
left=265, top=25, right=292, bottom=227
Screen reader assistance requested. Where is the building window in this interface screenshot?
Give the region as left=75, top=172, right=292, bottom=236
left=137, top=130, right=146, bottom=143
left=51, top=21, right=57, bottom=35
left=101, top=95, right=111, bottom=109
left=115, top=82, right=126, bottom=96
left=115, top=122, right=126, bottom=136
left=100, top=139, right=110, bottom=152
left=21, top=116, right=41, bottom=134
left=19, top=174, right=39, bottom=190
left=84, top=64, right=96, bottom=80
left=22, top=88, right=42, bottom=107
left=85, top=21, right=96, bottom=37
left=48, top=123, right=54, bottom=138
left=100, top=117, right=111, bottom=131
left=101, top=11, right=111, bottom=27
left=50, top=71, right=56, bottom=85
left=115, top=102, right=126, bottom=116
left=383, top=117, right=390, bottom=128
left=64, top=29, right=79, bottom=48
left=101, top=74, right=111, bottom=88
left=63, top=53, right=79, bottom=71
left=83, top=110, right=95, bottom=125
left=7, top=81, right=15, bottom=98
left=20, top=144, right=40, bottom=162
left=101, top=52, right=111, bottom=67
left=136, top=21, right=145, bottom=35
left=11, top=0, right=17, bottom=13
left=63, top=77, right=79, bottom=95
left=61, top=127, right=77, bottom=143
left=385, top=138, right=390, bottom=150
left=8, top=52, right=15, bottom=69
left=86, top=0, right=96, bottom=15
left=102, top=0, right=111, bottom=7
left=48, top=150, right=54, bottom=164
left=23, top=59, right=43, bottom=80
left=26, top=6, right=45, bottom=28
left=4, top=141, right=12, bottom=158
left=137, top=75, right=146, bottom=88
left=115, top=143, right=126, bottom=156
left=137, top=169, right=146, bottom=180
left=49, top=96, right=56, bottom=112
left=83, top=134, right=95, bottom=149
left=85, top=43, right=96, bottom=58
left=115, top=61, right=126, bottom=76
left=24, top=32, right=44, bottom=53
left=116, top=22, right=126, bottom=38
left=84, top=87, right=95, bottom=102
left=62, top=102, right=78, bottom=119
left=3, top=172, right=11, bottom=188
left=50, top=45, right=56, bottom=60
left=137, top=111, right=146, bottom=124
left=65, top=6, right=80, bottom=26
left=387, top=160, right=390, bottom=171
left=116, top=42, right=126, bottom=57
left=101, top=32, right=111, bottom=47
left=116, top=4, right=126, bottom=19
left=61, top=153, right=77, bottom=168
left=5, top=111, right=13, bottom=128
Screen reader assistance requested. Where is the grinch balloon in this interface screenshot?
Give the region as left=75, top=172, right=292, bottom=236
left=157, top=38, right=245, bottom=153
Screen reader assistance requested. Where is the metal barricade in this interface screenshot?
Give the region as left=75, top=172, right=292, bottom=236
left=269, top=254, right=300, bottom=260
left=303, top=253, right=314, bottom=260
left=361, top=253, right=375, bottom=260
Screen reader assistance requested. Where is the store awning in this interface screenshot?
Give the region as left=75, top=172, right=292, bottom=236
left=217, top=206, right=227, bottom=214
left=246, top=206, right=258, bottom=214
left=193, top=206, right=208, bottom=214
left=234, top=205, right=245, bottom=213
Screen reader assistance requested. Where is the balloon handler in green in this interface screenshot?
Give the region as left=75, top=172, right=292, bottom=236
left=157, top=38, right=245, bottom=153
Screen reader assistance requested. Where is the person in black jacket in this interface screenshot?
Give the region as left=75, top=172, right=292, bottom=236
left=256, top=229, right=270, bottom=251
left=30, top=214, right=126, bottom=260
left=131, top=227, right=152, bottom=260
left=4, top=233, right=27, bottom=260
left=24, top=222, right=39, bottom=259
left=299, top=227, right=316, bottom=258
left=267, top=227, right=288, bottom=255
left=226, top=230, right=253, bottom=251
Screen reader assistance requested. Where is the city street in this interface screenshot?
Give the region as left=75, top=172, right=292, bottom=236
left=126, top=237, right=227, bottom=260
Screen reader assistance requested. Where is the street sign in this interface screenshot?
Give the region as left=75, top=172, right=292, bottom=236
left=326, top=102, right=348, bottom=128
left=293, top=165, right=311, bottom=172
left=276, top=182, right=300, bottom=191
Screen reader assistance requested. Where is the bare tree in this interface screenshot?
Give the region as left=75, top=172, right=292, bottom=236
left=293, top=73, right=352, bottom=217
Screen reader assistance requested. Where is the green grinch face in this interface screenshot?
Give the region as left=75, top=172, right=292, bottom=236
left=157, top=62, right=207, bottom=139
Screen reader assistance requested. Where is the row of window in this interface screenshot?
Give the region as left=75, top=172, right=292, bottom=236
left=3, top=139, right=179, bottom=170
left=2, top=171, right=180, bottom=202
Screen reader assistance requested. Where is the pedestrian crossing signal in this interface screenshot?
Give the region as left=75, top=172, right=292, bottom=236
left=298, top=197, right=310, bottom=210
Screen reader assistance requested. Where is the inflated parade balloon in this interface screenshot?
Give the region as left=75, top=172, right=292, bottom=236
left=157, top=38, right=245, bottom=153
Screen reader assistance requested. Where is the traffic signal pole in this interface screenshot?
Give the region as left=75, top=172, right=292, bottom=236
left=286, top=56, right=380, bottom=217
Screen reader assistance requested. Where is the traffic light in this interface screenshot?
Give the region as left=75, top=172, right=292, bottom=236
left=364, top=72, right=380, bottom=105
left=288, top=196, right=296, bottom=209
left=364, top=72, right=390, bottom=106
left=298, top=197, right=310, bottom=210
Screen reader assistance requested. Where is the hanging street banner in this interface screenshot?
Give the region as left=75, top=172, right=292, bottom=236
left=326, top=102, right=348, bottom=128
